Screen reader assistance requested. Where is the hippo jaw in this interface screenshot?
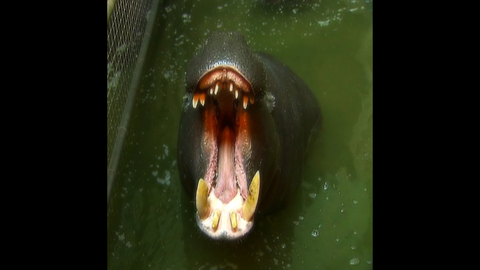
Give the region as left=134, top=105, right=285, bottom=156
left=190, top=66, right=261, bottom=240
left=196, top=172, right=259, bottom=240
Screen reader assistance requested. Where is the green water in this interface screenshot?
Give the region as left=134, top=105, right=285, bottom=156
left=107, top=0, right=372, bottom=269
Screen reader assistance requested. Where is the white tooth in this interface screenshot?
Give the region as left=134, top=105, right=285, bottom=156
left=200, top=98, right=205, bottom=106
left=192, top=96, right=198, bottom=109
left=243, top=96, right=248, bottom=109
left=214, top=84, right=219, bottom=95
left=229, top=83, right=233, bottom=92
left=235, top=90, right=238, bottom=99
left=210, top=88, right=213, bottom=95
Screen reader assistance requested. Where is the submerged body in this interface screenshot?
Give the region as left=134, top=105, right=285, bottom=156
left=177, top=32, right=320, bottom=240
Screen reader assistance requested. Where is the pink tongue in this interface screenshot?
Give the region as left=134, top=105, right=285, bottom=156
left=214, top=127, right=236, bottom=203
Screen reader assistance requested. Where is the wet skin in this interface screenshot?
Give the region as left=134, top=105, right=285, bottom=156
left=177, top=32, right=321, bottom=240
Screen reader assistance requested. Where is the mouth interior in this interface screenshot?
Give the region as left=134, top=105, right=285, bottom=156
left=192, top=67, right=255, bottom=204
left=216, top=126, right=236, bottom=202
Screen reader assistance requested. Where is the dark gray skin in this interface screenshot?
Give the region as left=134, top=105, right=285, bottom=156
left=177, top=32, right=320, bottom=234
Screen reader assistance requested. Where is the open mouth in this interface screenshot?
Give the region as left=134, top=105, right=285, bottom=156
left=191, top=66, right=260, bottom=239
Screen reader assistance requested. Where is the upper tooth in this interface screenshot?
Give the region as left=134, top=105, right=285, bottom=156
left=214, top=83, right=219, bottom=95
left=210, top=88, right=213, bottom=95
left=235, top=90, right=239, bottom=99
left=229, top=83, right=233, bottom=92
left=192, top=95, right=199, bottom=109
left=243, top=96, right=248, bottom=109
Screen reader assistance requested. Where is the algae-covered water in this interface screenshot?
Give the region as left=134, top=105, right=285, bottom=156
left=107, top=0, right=372, bottom=269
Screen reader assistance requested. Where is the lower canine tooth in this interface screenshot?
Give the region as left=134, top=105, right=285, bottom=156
left=196, top=178, right=209, bottom=219
left=242, top=170, right=260, bottom=222
left=212, top=210, right=220, bottom=230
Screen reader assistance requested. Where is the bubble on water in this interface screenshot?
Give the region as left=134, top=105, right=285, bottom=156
left=323, top=182, right=329, bottom=191
left=163, top=71, right=171, bottom=79
left=163, top=144, right=169, bottom=157
left=318, top=20, right=330, bottom=27
left=353, top=200, right=359, bottom=205
left=182, top=13, right=191, bottom=23
left=349, top=258, right=360, bottom=266
left=157, top=170, right=171, bottom=186
left=311, top=229, right=319, bottom=237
